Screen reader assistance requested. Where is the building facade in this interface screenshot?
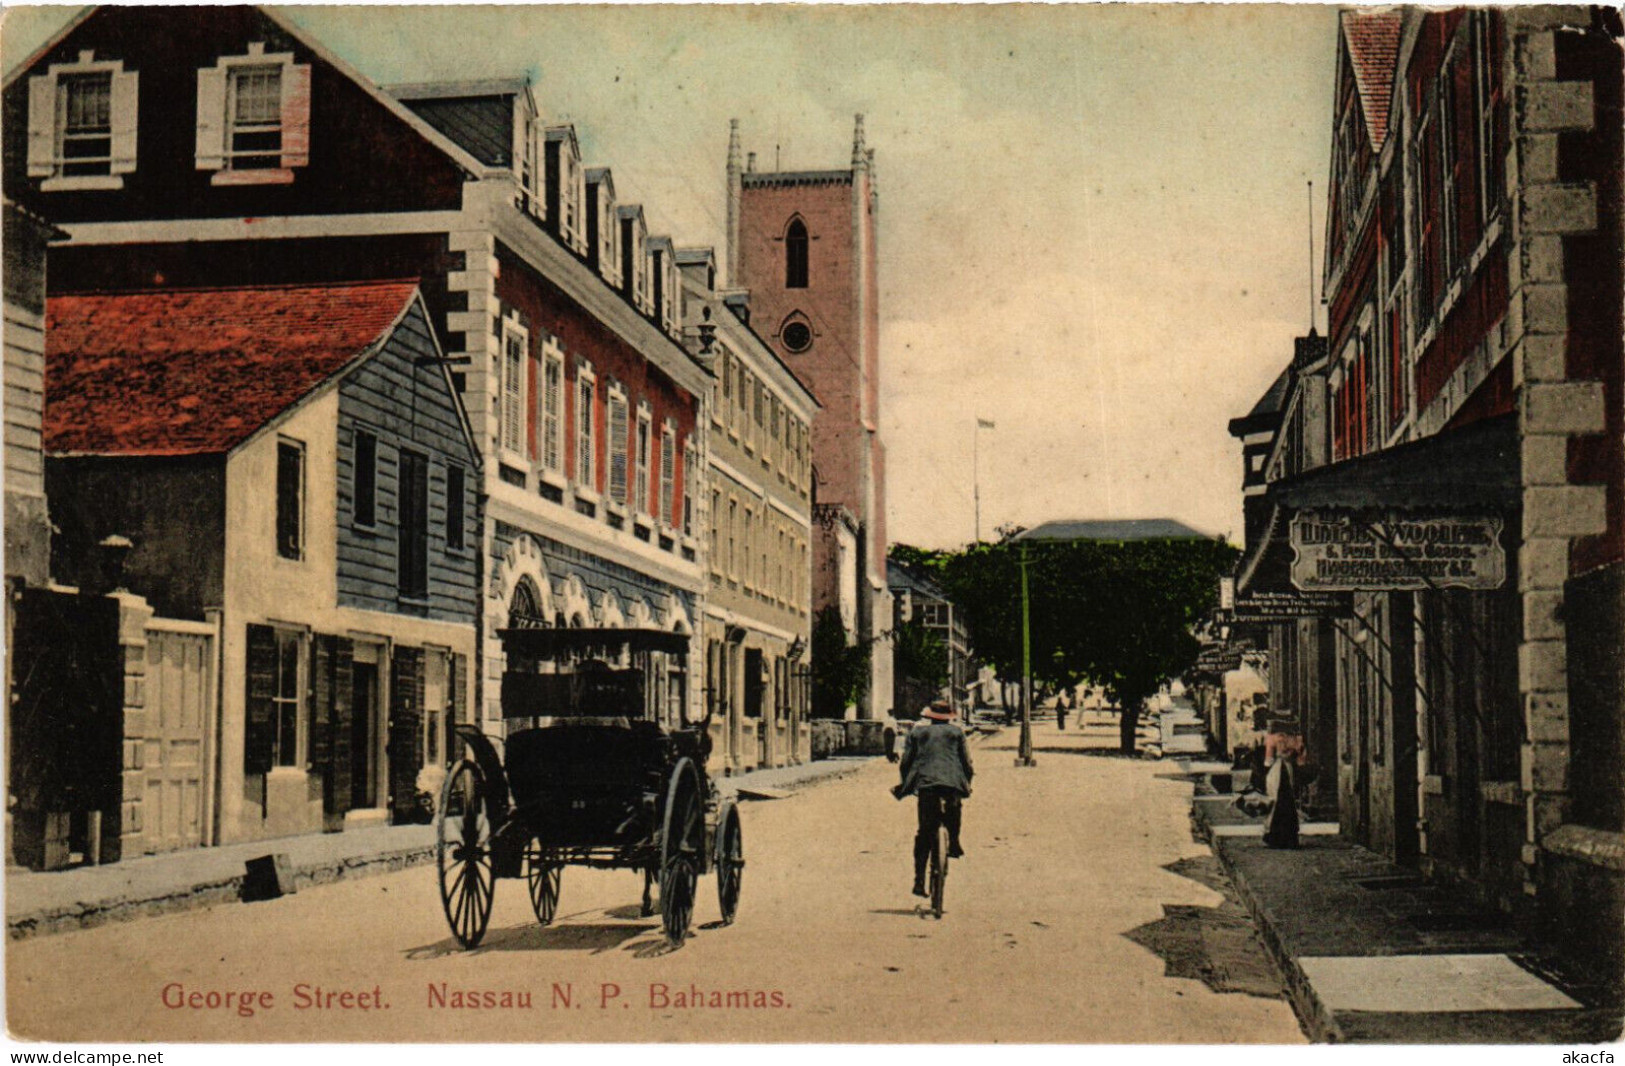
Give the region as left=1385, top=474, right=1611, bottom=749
left=44, top=282, right=480, bottom=843
left=887, top=557, right=973, bottom=718
left=678, top=248, right=818, bottom=773
left=726, top=118, right=894, bottom=720
left=4, top=5, right=714, bottom=842
left=1232, top=6, right=1623, bottom=982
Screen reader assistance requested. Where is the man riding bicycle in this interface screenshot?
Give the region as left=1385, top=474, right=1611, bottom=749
left=892, top=701, right=973, bottom=897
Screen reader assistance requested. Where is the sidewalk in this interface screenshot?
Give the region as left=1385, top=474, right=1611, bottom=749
left=6, top=755, right=871, bottom=941
left=1178, top=757, right=1624, bottom=1043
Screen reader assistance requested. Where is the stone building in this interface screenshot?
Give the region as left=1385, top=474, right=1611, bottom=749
left=1231, top=6, right=1623, bottom=984
left=677, top=246, right=819, bottom=773
left=726, top=117, right=894, bottom=720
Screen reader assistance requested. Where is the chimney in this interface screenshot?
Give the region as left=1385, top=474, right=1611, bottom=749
left=746, top=152, right=756, bottom=173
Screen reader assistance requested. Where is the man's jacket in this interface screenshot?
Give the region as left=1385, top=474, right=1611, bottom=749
left=897, top=721, right=974, bottom=798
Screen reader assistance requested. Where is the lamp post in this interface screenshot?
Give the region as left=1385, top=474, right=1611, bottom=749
left=1016, top=542, right=1036, bottom=767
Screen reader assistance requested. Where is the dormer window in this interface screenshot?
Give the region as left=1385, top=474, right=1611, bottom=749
left=786, top=217, right=809, bottom=289
left=196, top=45, right=310, bottom=185
left=26, top=52, right=138, bottom=191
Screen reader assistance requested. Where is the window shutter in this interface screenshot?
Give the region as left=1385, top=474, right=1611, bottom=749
left=449, top=652, right=468, bottom=763
left=26, top=75, right=55, bottom=177
left=244, top=624, right=278, bottom=776
left=388, top=646, right=424, bottom=822
left=109, top=70, right=139, bottom=175
left=280, top=62, right=311, bottom=169
left=609, top=395, right=629, bottom=503
left=195, top=66, right=227, bottom=170
left=308, top=634, right=334, bottom=779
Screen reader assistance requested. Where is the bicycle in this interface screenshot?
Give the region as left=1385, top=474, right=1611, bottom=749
left=923, top=791, right=952, bottom=918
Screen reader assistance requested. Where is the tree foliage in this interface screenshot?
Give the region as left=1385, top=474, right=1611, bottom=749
left=810, top=605, right=872, bottom=718
left=891, top=534, right=1239, bottom=750
left=890, top=617, right=949, bottom=716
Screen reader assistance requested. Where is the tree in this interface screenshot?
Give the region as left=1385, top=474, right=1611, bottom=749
left=890, top=616, right=949, bottom=716
left=909, top=534, right=1238, bottom=753
left=810, top=605, right=872, bottom=718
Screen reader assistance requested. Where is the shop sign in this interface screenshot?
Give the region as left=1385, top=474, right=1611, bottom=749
left=1231, top=588, right=1351, bottom=621
left=1289, top=511, right=1506, bottom=591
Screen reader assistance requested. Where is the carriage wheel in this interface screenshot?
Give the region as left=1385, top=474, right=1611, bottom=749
left=659, top=759, right=704, bottom=944
left=523, top=839, right=562, bottom=926
left=437, top=759, right=495, bottom=949
left=715, top=806, right=744, bottom=925
left=660, top=853, right=697, bottom=943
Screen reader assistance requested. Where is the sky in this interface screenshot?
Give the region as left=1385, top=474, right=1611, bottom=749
left=3, top=2, right=1340, bottom=551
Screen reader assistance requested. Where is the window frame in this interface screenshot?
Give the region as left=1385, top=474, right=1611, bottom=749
left=499, top=317, right=529, bottom=464
left=607, top=383, right=631, bottom=507
left=785, top=217, right=809, bottom=289
left=540, top=339, right=565, bottom=476
left=196, top=45, right=308, bottom=186
left=575, top=363, right=597, bottom=494
left=27, top=53, right=137, bottom=191
left=634, top=403, right=653, bottom=517
left=445, top=463, right=467, bottom=553
left=271, top=627, right=304, bottom=769
left=353, top=427, right=378, bottom=530
left=276, top=437, right=305, bottom=562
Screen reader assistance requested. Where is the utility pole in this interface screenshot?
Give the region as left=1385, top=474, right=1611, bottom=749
left=1017, top=542, right=1036, bottom=767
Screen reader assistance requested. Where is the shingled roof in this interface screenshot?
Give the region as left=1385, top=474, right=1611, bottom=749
left=46, top=280, right=420, bottom=457
left=1343, top=10, right=1403, bottom=150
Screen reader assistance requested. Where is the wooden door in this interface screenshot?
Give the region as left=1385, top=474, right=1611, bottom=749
left=143, top=627, right=214, bottom=854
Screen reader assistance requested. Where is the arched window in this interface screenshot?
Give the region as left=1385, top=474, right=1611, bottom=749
left=785, top=218, right=809, bottom=289
left=508, top=577, right=544, bottom=628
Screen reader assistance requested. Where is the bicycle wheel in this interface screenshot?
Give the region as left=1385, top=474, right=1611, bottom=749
left=929, top=822, right=949, bottom=918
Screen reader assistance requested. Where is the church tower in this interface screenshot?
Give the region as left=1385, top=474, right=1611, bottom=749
left=728, top=116, right=891, bottom=719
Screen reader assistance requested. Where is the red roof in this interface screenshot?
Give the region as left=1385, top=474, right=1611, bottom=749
left=1343, top=10, right=1403, bottom=150
left=46, top=280, right=419, bottom=456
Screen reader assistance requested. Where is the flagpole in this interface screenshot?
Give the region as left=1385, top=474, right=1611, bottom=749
left=974, top=418, right=994, bottom=544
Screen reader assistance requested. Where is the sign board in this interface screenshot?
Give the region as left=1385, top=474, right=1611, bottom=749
left=1231, top=588, right=1351, bottom=621
left=1289, top=511, right=1506, bottom=592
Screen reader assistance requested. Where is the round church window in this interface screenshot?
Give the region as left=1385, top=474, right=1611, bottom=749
left=782, top=321, right=813, bottom=353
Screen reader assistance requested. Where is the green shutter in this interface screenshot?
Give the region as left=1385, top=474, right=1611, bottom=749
left=244, top=625, right=277, bottom=776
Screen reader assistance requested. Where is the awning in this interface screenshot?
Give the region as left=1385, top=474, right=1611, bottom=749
left=1233, top=415, right=1517, bottom=602
left=497, top=626, right=690, bottom=658
left=1270, top=414, right=1518, bottom=512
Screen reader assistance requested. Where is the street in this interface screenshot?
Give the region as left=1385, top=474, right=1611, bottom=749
left=7, top=715, right=1304, bottom=1043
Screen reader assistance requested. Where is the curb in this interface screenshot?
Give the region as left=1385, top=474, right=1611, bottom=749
left=1208, top=835, right=1343, bottom=1043
left=7, top=843, right=437, bottom=942
left=10, top=756, right=874, bottom=942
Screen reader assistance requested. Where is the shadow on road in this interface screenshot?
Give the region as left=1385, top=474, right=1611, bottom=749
left=405, top=920, right=658, bottom=960
left=984, top=744, right=1156, bottom=759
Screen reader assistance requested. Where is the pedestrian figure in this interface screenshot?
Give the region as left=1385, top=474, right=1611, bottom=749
left=1056, top=689, right=1069, bottom=732
left=892, top=701, right=974, bottom=897
left=1262, top=752, right=1300, bottom=848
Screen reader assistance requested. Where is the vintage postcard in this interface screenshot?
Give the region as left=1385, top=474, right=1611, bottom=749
left=2, top=1, right=1622, bottom=1051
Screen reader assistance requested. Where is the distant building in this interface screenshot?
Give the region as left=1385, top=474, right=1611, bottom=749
left=887, top=557, right=972, bottom=718
left=727, top=117, right=893, bottom=720
left=678, top=246, right=819, bottom=773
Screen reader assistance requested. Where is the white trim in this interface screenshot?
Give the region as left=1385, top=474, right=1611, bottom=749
left=58, top=210, right=467, bottom=246
left=710, top=454, right=763, bottom=497
left=41, top=175, right=122, bottom=192
left=701, top=605, right=802, bottom=645
left=485, top=481, right=704, bottom=593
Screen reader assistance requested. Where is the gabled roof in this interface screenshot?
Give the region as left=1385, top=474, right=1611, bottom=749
left=616, top=203, right=646, bottom=225
left=887, top=558, right=948, bottom=601
left=386, top=77, right=529, bottom=101
left=1342, top=10, right=1403, bottom=150
left=3, top=6, right=489, bottom=178
left=675, top=247, right=716, bottom=269
left=585, top=167, right=615, bottom=198
left=1015, top=518, right=1215, bottom=543
left=1228, top=365, right=1293, bottom=438
left=46, top=280, right=420, bottom=457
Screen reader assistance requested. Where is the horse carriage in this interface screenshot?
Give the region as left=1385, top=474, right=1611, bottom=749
left=436, top=625, right=743, bottom=948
